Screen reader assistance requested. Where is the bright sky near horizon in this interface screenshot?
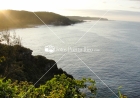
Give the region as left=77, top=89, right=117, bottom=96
left=0, top=0, right=140, bottom=21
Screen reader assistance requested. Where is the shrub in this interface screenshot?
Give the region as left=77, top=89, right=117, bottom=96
left=0, top=74, right=97, bottom=98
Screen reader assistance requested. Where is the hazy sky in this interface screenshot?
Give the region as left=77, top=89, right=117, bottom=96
left=0, top=0, right=140, bottom=22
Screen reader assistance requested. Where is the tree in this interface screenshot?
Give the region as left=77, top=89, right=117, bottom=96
left=0, top=56, right=5, bottom=63
left=0, top=29, right=22, bottom=46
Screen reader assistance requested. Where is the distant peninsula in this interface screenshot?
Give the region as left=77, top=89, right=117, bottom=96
left=0, top=10, right=81, bottom=30
left=67, top=16, right=108, bottom=21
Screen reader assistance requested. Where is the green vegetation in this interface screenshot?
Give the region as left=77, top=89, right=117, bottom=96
left=0, top=74, right=96, bottom=98
left=0, top=43, right=73, bottom=87
left=118, top=86, right=127, bottom=98
left=0, top=10, right=81, bottom=30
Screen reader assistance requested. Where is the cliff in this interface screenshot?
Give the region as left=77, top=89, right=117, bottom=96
left=0, top=43, right=73, bottom=86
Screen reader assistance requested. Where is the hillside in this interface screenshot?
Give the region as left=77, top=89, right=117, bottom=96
left=67, top=16, right=108, bottom=21
left=0, top=43, right=73, bottom=87
left=0, top=10, right=80, bottom=30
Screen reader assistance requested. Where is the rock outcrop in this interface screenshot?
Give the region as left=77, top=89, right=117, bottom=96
left=0, top=44, right=73, bottom=87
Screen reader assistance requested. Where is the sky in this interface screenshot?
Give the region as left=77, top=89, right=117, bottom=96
left=0, top=0, right=140, bottom=22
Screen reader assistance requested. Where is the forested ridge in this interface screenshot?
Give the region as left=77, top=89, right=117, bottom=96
left=0, top=10, right=80, bottom=30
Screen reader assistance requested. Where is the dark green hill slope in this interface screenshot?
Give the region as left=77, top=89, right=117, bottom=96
left=0, top=43, right=72, bottom=86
